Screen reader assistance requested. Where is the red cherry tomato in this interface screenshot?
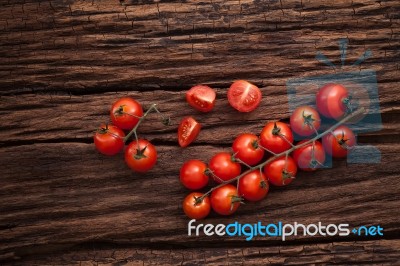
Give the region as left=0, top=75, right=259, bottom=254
left=232, top=133, right=265, bottom=166
left=238, top=170, right=269, bottom=201
left=125, top=139, right=157, bottom=172
left=293, top=140, right=325, bottom=171
left=210, top=184, right=241, bottom=216
left=260, top=122, right=294, bottom=154
left=208, top=152, right=241, bottom=183
left=316, top=83, right=350, bottom=120
left=178, top=116, right=201, bottom=147
left=110, top=97, right=143, bottom=130
left=94, top=124, right=125, bottom=156
left=264, top=156, right=297, bottom=186
left=186, top=85, right=216, bottom=113
left=183, top=192, right=211, bottom=220
left=180, top=160, right=209, bottom=190
left=290, top=106, right=321, bottom=137
left=322, top=125, right=356, bottom=158
left=227, top=80, right=262, bottom=112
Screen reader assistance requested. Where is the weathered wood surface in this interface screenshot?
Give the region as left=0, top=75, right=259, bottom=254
left=1, top=0, right=399, bottom=264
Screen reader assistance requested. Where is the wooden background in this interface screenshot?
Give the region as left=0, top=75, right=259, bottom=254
left=1, top=0, right=399, bottom=265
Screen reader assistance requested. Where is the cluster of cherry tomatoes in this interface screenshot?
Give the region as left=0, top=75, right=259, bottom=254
left=181, top=83, right=357, bottom=220
left=94, top=97, right=159, bottom=172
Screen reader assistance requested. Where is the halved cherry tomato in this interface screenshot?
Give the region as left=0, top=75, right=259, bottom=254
left=238, top=170, right=269, bottom=201
left=186, top=85, right=216, bottom=112
left=227, top=80, right=262, bottom=112
left=210, top=184, right=241, bottom=216
left=293, top=140, right=325, bottom=171
left=208, top=152, right=241, bottom=183
left=183, top=192, right=211, bottom=220
left=178, top=116, right=201, bottom=147
left=232, top=133, right=265, bottom=166
left=180, top=160, right=209, bottom=190
left=322, top=125, right=356, bottom=158
left=290, top=106, right=321, bottom=137
left=94, top=124, right=125, bottom=156
left=110, top=97, right=143, bottom=130
left=264, top=156, right=297, bottom=186
left=125, top=139, right=157, bottom=172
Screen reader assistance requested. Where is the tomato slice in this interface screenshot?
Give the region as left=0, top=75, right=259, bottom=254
left=178, top=116, right=201, bottom=147
left=186, top=85, right=216, bottom=112
left=227, top=80, right=262, bottom=112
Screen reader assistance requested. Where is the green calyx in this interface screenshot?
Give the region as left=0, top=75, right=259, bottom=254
left=134, top=145, right=148, bottom=160
left=272, top=122, right=281, bottom=136
left=302, top=110, right=316, bottom=128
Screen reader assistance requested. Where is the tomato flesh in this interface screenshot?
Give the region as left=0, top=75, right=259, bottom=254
left=186, top=85, right=216, bottom=112
left=178, top=116, right=201, bottom=147
left=227, top=80, right=262, bottom=112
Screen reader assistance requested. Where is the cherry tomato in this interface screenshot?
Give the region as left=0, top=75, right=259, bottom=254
left=180, top=160, right=209, bottom=190
left=227, top=80, right=262, bottom=112
left=293, top=140, right=325, bottom=171
left=238, top=170, right=269, bottom=201
left=316, top=83, right=350, bottom=120
left=209, top=152, right=241, bottom=183
left=290, top=106, right=321, bottom=137
left=183, top=192, right=211, bottom=220
left=210, top=184, right=241, bottom=216
left=264, top=156, right=297, bottom=186
left=186, top=85, right=216, bottom=113
left=232, top=133, right=265, bottom=166
left=94, top=124, right=125, bottom=156
left=110, top=97, right=143, bottom=130
left=125, top=139, right=157, bottom=172
left=322, top=125, right=356, bottom=158
left=178, top=116, right=201, bottom=147
left=260, top=122, right=294, bottom=154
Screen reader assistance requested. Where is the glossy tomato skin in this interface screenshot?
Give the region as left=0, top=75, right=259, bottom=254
left=178, top=116, right=201, bottom=147
left=186, top=85, right=216, bottom=112
left=264, top=156, right=297, bottom=186
left=322, top=125, right=356, bottom=158
left=290, top=106, right=321, bottom=137
left=94, top=124, right=125, bottom=156
left=260, top=122, right=294, bottom=154
left=209, top=152, right=241, bottom=183
left=211, top=184, right=240, bottom=215
left=227, top=80, right=262, bottom=112
left=238, top=170, right=269, bottom=201
left=316, top=83, right=349, bottom=120
left=111, top=97, right=143, bottom=130
left=180, top=160, right=209, bottom=190
left=183, top=192, right=211, bottom=220
left=125, top=139, right=157, bottom=172
left=232, top=133, right=265, bottom=166
left=293, top=140, right=325, bottom=171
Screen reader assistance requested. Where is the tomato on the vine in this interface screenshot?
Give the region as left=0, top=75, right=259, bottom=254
left=211, top=184, right=241, bottom=215
left=293, top=140, right=325, bottom=171
left=227, top=80, right=262, bottom=112
left=260, top=122, right=294, bottom=154
left=125, top=139, right=157, bottom=172
left=180, top=160, right=209, bottom=190
left=290, top=106, right=321, bottom=136
left=111, top=97, right=143, bottom=130
left=94, top=124, right=125, bottom=156
left=178, top=116, right=201, bottom=147
left=264, top=156, right=297, bottom=186
left=183, top=192, right=211, bottom=220
left=209, top=152, right=241, bottom=183
left=232, top=133, right=265, bottom=166
left=238, top=170, right=269, bottom=201
left=322, top=125, right=356, bottom=158
left=186, top=85, right=216, bottom=113
left=316, top=83, right=350, bottom=120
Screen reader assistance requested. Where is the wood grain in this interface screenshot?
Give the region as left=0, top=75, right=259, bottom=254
left=0, top=0, right=399, bottom=264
